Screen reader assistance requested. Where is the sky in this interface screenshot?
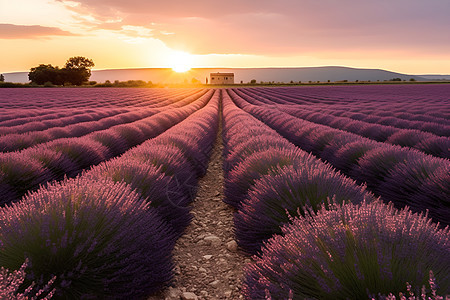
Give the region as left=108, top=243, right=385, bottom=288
left=1, top=0, right=450, bottom=74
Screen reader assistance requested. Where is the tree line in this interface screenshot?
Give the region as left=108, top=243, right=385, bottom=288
left=28, top=56, right=94, bottom=86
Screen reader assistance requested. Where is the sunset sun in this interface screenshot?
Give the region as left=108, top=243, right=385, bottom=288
left=170, top=51, right=193, bottom=73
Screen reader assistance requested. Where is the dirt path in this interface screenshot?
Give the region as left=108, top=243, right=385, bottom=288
left=150, top=112, right=249, bottom=300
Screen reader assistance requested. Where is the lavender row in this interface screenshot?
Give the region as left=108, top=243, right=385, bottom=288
left=0, top=90, right=214, bottom=206
left=284, top=104, right=450, bottom=138
left=0, top=88, right=198, bottom=130
left=235, top=89, right=450, bottom=158
left=252, top=85, right=450, bottom=121
left=86, top=89, right=219, bottom=234
left=222, top=90, right=374, bottom=255
left=242, top=87, right=450, bottom=136
left=0, top=87, right=201, bottom=114
left=0, top=108, right=157, bottom=152
left=279, top=106, right=450, bottom=157
left=244, top=200, right=450, bottom=299
left=284, top=102, right=450, bottom=134
left=221, top=90, right=450, bottom=299
left=0, top=90, right=219, bottom=298
left=0, top=107, right=128, bottom=129
left=230, top=90, right=450, bottom=226
left=0, top=90, right=209, bottom=152
left=0, top=88, right=203, bottom=133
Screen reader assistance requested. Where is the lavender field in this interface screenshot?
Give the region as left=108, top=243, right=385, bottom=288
left=0, top=85, right=449, bottom=299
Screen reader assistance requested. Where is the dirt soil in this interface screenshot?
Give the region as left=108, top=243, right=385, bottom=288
left=149, top=120, right=249, bottom=300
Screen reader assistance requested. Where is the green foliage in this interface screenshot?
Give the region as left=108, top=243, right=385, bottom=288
left=93, top=80, right=152, bottom=87
left=28, top=57, right=94, bottom=86
left=250, top=79, right=257, bottom=84
left=62, top=56, right=95, bottom=86
left=28, top=64, right=64, bottom=85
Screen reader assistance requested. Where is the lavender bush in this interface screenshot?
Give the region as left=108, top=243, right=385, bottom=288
left=0, top=153, right=51, bottom=206
left=224, top=135, right=292, bottom=173
left=370, top=270, right=447, bottom=300
left=0, top=259, right=55, bottom=300
left=350, top=147, right=412, bottom=192
left=243, top=200, right=450, bottom=299
left=0, top=178, right=175, bottom=298
left=27, top=148, right=78, bottom=179
left=125, top=142, right=199, bottom=199
left=224, top=147, right=314, bottom=208
left=88, top=158, right=192, bottom=235
left=235, top=164, right=374, bottom=255
left=49, top=138, right=108, bottom=171
left=89, top=130, right=129, bottom=157
left=378, top=156, right=445, bottom=208
left=327, top=139, right=379, bottom=175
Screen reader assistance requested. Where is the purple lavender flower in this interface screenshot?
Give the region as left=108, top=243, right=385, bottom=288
left=224, top=147, right=315, bottom=208
left=87, top=158, right=192, bottom=235
left=235, top=164, right=374, bottom=255
left=0, top=177, right=176, bottom=298
left=243, top=200, right=450, bottom=299
left=0, top=258, right=55, bottom=299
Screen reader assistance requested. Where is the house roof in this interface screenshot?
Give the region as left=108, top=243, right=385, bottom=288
left=210, top=73, right=234, bottom=76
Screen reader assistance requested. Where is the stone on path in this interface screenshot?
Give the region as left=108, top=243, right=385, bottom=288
left=181, top=291, right=198, bottom=300
left=226, top=240, right=238, bottom=252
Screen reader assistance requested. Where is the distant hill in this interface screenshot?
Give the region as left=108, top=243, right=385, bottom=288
left=418, top=74, right=450, bottom=80
left=2, top=66, right=431, bottom=84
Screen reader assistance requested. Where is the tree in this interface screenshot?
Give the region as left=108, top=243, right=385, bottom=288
left=28, top=57, right=94, bottom=86
left=250, top=79, right=257, bottom=84
left=62, top=56, right=95, bottom=85
left=28, top=64, right=63, bottom=85
left=0, top=74, right=4, bottom=82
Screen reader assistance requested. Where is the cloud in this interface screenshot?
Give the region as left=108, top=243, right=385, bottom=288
left=0, top=24, right=76, bottom=39
left=57, top=0, right=450, bottom=57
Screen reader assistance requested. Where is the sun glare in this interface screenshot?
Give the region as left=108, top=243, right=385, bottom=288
left=170, top=51, right=193, bottom=73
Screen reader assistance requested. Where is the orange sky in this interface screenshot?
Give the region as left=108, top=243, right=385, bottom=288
left=1, top=0, right=450, bottom=74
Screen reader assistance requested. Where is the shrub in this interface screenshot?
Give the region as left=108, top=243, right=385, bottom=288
left=328, top=140, right=378, bottom=175
left=224, top=135, right=293, bottom=172
left=89, top=130, right=129, bottom=157
left=386, top=130, right=425, bottom=148
left=49, top=138, right=108, bottom=169
left=378, top=155, right=444, bottom=209
left=235, top=164, right=373, bottom=255
left=224, top=148, right=314, bottom=209
left=350, top=146, right=410, bottom=191
left=410, top=164, right=450, bottom=227
left=111, top=124, right=146, bottom=148
left=243, top=200, right=450, bottom=299
left=0, top=178, right=175, bottom=298
left=415, top=136, right=450, bottom=158
left=26, top=148, right=78, bottom=179
left=125, top=143, right=198, bottom=200
left=370, top=270, right=445, bottom=300
left=0, top=153, right=50, bottom=206
left=88, top=158, right=191, bottom=235
left=0, top=259, right=55, bottom=299
left=153, top=134, right=211, bottom=177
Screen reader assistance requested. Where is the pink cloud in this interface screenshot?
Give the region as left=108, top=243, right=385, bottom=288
left=58, top=0, right=450, bottom=57
left=0, top=24, right=76, bottom=39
